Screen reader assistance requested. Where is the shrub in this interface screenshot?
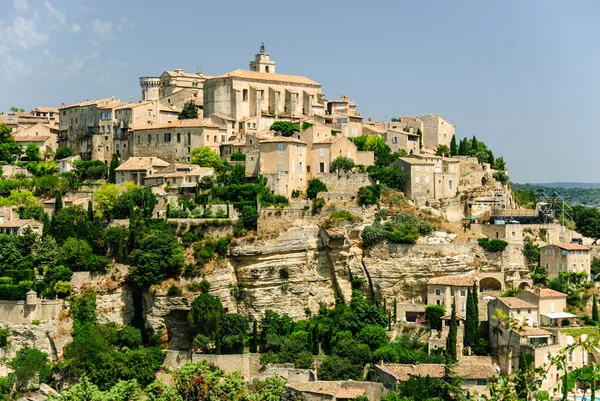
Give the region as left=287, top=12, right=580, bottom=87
left=357, top=185, right=381, bottom=206
left=329, top=210, right=355, bottom=222
left=417, top=220, right=433, bottom=236
left=167, top=284, right=182, bottom=296
left=54, top=281, right=72, bottom=298
left=312, top=197, right=326, bottom=214
left=0, top=327, right=10, bottom=346
left=230, top=152, right=246, bottom=161
left=330, top=157, right=355, bottom=173
left=241, top=206, right=259, bottom=231
left=478, top=238, right=508, bottom=252
left=386, top=224, right=419, bottom=244
left=119, top=326, right=142, bottom=348
left=361, top=224, right=387, bottom=247
left=270, top=121, right=300, bottom=137
left=425, top=305, right=446, bottom=331
left=0, top=277, right=11, bottom=285
left=493, top=171, right=509, bottom=185
left=279, top=267, right=289, bottom=279
left=307, top=178, right=327, bottom=200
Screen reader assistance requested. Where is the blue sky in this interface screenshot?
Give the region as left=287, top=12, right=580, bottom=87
left=1, top=0, right=599, bottom=183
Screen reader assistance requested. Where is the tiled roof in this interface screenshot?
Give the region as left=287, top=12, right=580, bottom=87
left=115, top=157, right=169, bottom=171
left=427, top=272, right=477, bottom=286
left=378, top=363, right=497, bottom=381
left=133, top=118, right=222, bottom=131
left=0, top=219, right=41, bottom=228
left=516, top=326, right=553, bottom=337
left=33, top=107, right=58, bottom=112
left=13, top=134, right=52, bottom=142
left=526, top=288, right=567, bottom=298
left=334, top=388, right=365, bottom=399
left=313, top=136, right=342, bottom=144
left=146, top=165, right=213, bottom=179
left=398, top=157, right=435, bottom=166
left=60, top=98, right=119, bottom=109
left=260, top=136, right=306, bottom=145
left=207, top=69, right=321, bottom=86
left=211, top=113, right=236, bottom=122
left=496, top=297, right=537, bottom=309
left=544, top=243, right=591, bottom=251
left=162, top=70, right=206, bottom=79
left=287, top=382, right=341, bottom=396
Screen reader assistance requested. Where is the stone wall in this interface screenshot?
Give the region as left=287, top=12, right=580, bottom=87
left=162, top=351, right=261, bottom=378
left=0, top=300, right=64, bottom=325
left=318, top=172, right=372, bottom=194
left=166, top=219, right=236, bottom=237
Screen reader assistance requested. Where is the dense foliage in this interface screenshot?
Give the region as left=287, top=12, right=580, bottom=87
left=361, top=212, right=433, bottom=247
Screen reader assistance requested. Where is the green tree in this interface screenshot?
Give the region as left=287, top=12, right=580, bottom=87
left=9, top=347, right=51, bottom=390
left=445, top=299, right=458, bottom=363
left=58, top=238, right=93, bottom=271
left=241, top=205, right=259, bottom=231
left=306, top=178, right=327, bottom=200
left=178, top=101, right=198, bottom=120
left=435, top=144, right=450, bottom=157
left=54, top=146, right=76, bottom=160
left=219, top=313, right=249, bottom=354
left=450, top=135, right=458, bottom=156
left=54, top=191, right=63, bottom=214
left=464, top=286, right=476, bottom=350
left=492, top=156, right=506, bottom=171
left=9, top=107, right=24, bottom=113
left=188, top=293, right=224, bottom=338
left=190, top=146, right=224, bottom=169
left=270, top=121, right=300, bottom=137
left=330, top=156, right=355, bottom=173
left=356, top=324, right=388, bottom=351
left=417, top=128, right=423, bottom=149
left=593, top=294, right=599, bottom=323
left=108, top=155, right=120, bottom=184
left=24, top=143, right=40, bottom=161
left=425, top=304, right=445, bottom=331
left=250, top=319, right=259, bottom=353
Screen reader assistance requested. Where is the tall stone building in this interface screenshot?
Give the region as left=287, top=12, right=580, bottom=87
left=203, top=45, right=323, bottom=132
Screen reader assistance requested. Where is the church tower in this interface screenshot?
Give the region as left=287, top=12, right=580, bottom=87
left=249, top=43, right=276, bottom=74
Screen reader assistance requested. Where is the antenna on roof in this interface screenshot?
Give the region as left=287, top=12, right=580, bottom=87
left=260, top=42, right=266, bottom=54
left=196, top=63, right=203, bottom=73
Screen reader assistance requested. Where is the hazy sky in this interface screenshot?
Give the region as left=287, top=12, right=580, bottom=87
left=1, top=0, right=598, bottom=183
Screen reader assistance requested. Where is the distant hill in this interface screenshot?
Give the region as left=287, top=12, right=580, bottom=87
left=512, top=183, right=600, bottom=207
left=529, top=182, right=600, bottom=189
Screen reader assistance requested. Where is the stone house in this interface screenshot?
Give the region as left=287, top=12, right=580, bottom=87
left=13, top=122, right=58, bottom=155
left=145, top=164, right=213, bottom=193
left=258, top=136, right=308, bottom=197
left=427, top=272, right=478, bottom=314
left=57, top=155, right=80, bottom=174
left=516, top=288, right=575, bottom=327
left=203, top=48, right=322, bottom=132
left=285, top=381, right=383, bottom=401
left=539, top=243, right=591, bottom=280
left=0, top=207, right=43, bottom=235
left=395, top=155, right=459, bottom=203
left=114, top=156, right=169, bottom=186
left=131, top=119, right=225, bottom=163
left=220, top=133, right=247, bottom=160
left=371, top=362, right=497, bottom=396
left=421, top=114, right=454, bottom=150
left=428, top=313, right=466, bottom=356
left=384, top=128, right=419, bottom=155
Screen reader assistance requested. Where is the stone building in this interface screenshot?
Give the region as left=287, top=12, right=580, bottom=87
left=57, top=155, right=80, bottom=174
left=426, top=272, right=477, bottom=314
left=383, top=128, right=419, bottom=155
left=516, top=288, right=575, bottom=327
left=13, top=122, right=58, bottom=154
left=114, top=156, right=169, bottom=186
left=131, top=119, right=225, bottom=163
left=395, top=155, right=459, bottom=203
left=203, top=47, right=323, bottom=132
left=539, top=243, right=591, bottom=280
left=285, top=381, right=383, bottom=401
left=258, top=136, right=308, bottom=197
left=139, top=68, right=208, bottom=111
left=388, top=115, right=454, bottom=150
left=145, top=164, right=213, bottom=194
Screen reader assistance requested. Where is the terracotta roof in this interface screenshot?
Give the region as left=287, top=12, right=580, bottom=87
left=378, top=363, right=497, bottom=381
left=133, top=118, right=222, bottom=131
left=544, top=244, right=591, bottom=251
left=115, top=157, right=169, bottom=171
left=114, top=101, right=150, bottom=110
left=260, top=136, right=306, bottom=145
left=525, top=288, right=567, bottom=298
left=207, top=69, right=321, bottom=86
left=496, top=297, right=537, bottom=309
left=146, top=165, right=213, bottom=179
left=33, top=107, right=58, bottom=113
left=13, top=134, right=52, bottom=142
left=60, top=98, right=119, bottom=109
left=211, top=113, right=236, bottom=122
left=334, top=388, right=365, bottom=399
left=57, top=155, right=80, bottom=162
left=162, top=70, right=206, bottom=79
left=398, top=157, right=435, bottom=166
left=0, top=219, right=41, bottom=228
left=313, top=136, right=342, bottom=144
left=287, top=382, right=341, bottom=396
left=516, top=326, right=553, bottom=337
left=427, top=272, right=477, bottom=286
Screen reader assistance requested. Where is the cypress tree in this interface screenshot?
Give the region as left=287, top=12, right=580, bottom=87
left=54, top=191, right=63, bottom=215
left=250, top=319, right=258, bottom=353
left=446, top=300, right=458, bottom=363
left=472, top=281, right=480, bottom=349
left=464, top=287, right=474, bottom=348
left=393, top=298, right=397, bottom=322
left=593, top=294, right=599, bottom=323
left=450, top=135, right=458, bottom=156
left=312, top=324, right=319, bottom=355
left=87, top=200, right=94, bottom=222
left=323, top=326, right=332, bottom=355
left=108, top=155, right=120, bottom=184
left=383, top=298, right=387, bottom=314
left=42, top=213, right=50, bottom=237
left=417, top=128, right=423, bottom=149
left=307, top=327, right=313, bottom=354
left=388, top=312, right=392, bottom=331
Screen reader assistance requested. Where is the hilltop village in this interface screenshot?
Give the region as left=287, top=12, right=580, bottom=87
left=0, top=46, right=598, bottom=401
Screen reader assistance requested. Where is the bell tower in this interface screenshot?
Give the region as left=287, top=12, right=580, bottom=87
left=249, top=43, right=276, bottom=74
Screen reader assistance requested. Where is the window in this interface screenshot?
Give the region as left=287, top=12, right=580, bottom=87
left=278, top=143, right=284, bottom=154
left=436, top=300, right=440, bottom=305
left=206, top=135, right=209, bottom=142
left=352, top=127, right=358, bottom=136
left=347, top=151, right=351, bottom=158
left=415, top=166, right=420, bottom=172
left=243, top=89, right=248, bottom=101
left=298, top=162, right=303, bottom=173
left=319, top=162, right=325, bottom=173
left=477, top=380, right=486, bottom=386
left=558, top=263, right=563, bottom=271
left=460, top=302, right=466, bottom=311
left=547, top=249, right=553, bottom=255
left=148, top=134, right=152, bottom=144
left=425, top=177, right=430, bottom=184
left=137, top=135, right=141, bottom=144
left=435, top=289, right=441, bottom=296
left=425, top=166, right=430, bottom=172
left=277, top=164, right=284, bottom=172
left=156, top=134, right=159, bottom=143
left=214, top=135, right=217, bottom=143
left=291, top=144, right=295, bottom=154
left=101, top=125, right=105, bottom=133
left=164, top=133, right=171, bottom=142
left=448, top=180, right=453, bottom=190
left=528, top=309, right=531, bottom=314
left=319, top=147, right=325, bottom=157
left=460, top=290, right=466, bottom=297
left=516, top=309, right=521, bottom=315
left=466, top=380, right=476, bottom=386
left=299, top=146, right=303, bottom=156
left=307, top=165, right=310, bottom=173
left=177, top=133, right=181, bottom=142
left=291, top=162, right=295, bottom=172
left=148, top=109, right=152, bottom=116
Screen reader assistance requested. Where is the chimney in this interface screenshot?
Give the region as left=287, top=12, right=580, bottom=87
left=535, top=288, right=541, bottom=297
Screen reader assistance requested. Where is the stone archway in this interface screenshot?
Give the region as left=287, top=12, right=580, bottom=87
left=481, top=176, right=488, bottom=186
left=479, top=277, right=502, bottom=291
left=518, top=282, right=531, bottom=291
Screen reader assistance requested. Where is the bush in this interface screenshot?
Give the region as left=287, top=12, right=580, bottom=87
left=167, top=284, right=182, bottom=296
left=312, top=197, right=325, bottom=213
left=241, top=206, right=259, bottom=231
left=425, top=305, right=445, bottom=331
left=329, top=210, right=355, bottom=222
left=357, top=185, right=381, bottom=206
left=478, top=238, right=508, bottom=252
left=417, top=220, right=433, bottom=236
left=119, top=326, right=142, bottom=349
left=493, top=171, right=509, bottom=185
left=361, top=224, right=387, bottom=247
left=307, top=178, right=327, bottom=200
left=0, top=284, right=26, bottom=300
left=230, top=152, right=246, bottom=161
left=270, top=121, right=300, bottom=137
left=0, top=327, right=10, bottom=346
left=386, top=224, right=419, bottom=244
left=54, top=281, right=72, bottom=298
left=330, top=157, right=355, bottom=173
left=279, top=267, right=289, bottom=279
